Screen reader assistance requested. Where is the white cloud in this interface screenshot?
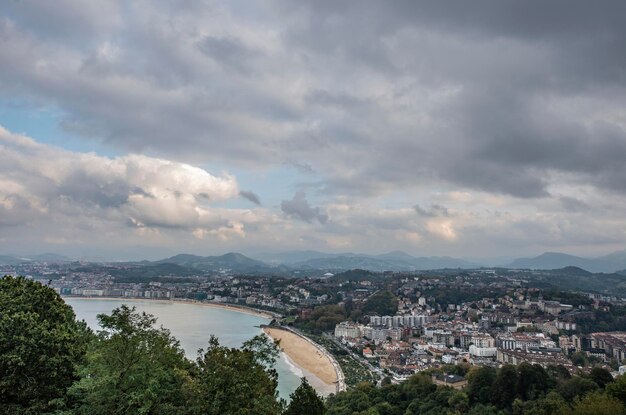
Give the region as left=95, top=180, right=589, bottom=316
left=0, top=126, right=239, bottom=232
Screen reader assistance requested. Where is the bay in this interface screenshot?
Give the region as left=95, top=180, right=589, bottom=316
left=64, top=298, right=321, bottom=400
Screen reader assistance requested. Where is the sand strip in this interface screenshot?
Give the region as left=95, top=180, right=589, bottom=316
left=263, top=327, right=338, bottom=386
left=63, top=296, right=279, bottom=319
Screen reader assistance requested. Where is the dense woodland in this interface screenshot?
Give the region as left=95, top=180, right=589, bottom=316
left=4, top=275, right=626, bottom=414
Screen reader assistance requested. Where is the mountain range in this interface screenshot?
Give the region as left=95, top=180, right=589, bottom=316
left=507, top=251, right=626, bottom=273
left=2, top=250, right=626, bottom=274
left=151, top=252, right=284, bottom=274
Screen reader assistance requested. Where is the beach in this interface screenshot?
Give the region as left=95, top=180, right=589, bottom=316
left=64, top=296, right=279, bottom=319
left=263, top=327, right=339, bottom=387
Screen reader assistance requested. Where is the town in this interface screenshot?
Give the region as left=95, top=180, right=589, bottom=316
left=5, top=258, right=626, bottom=389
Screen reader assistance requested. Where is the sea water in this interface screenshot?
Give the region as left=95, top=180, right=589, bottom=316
left=65, top=298, right=334, bottom=400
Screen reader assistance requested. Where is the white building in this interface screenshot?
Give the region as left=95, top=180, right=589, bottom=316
left=334, top=321, right=362, bottom=339
left=469, top=345, right=497, bottom=357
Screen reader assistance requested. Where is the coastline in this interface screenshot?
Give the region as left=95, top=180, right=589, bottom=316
left=263, top=326, right=346, bottom=393
left=62, top=296, right=280, bottom=319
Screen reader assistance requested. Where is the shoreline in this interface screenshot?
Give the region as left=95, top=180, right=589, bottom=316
left=62, top=296, right=280, bottom=319
left=263, top=326, right=346, bottom=393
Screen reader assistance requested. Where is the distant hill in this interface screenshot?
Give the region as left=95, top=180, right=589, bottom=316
left=0, top=253, right=71, bottom=265
left=152, top=252, right=280, bottom=274
left=375, top=251, right=419, bottom=261
left=0, top=255, right=28, bottom=265
left=254, top=250, right=358, bottom=264
left=508, top=251, right=626, bottom=273
left=291, top=253, right=478, bottom=272
left=108, top=263, right=197, bottom=280
left=27, top=253, right=72, bottom=263
left=526, top=266, right=626, bottom=296
left=555, top=266, right=593, bottom=276
left=149, top=250, right=479, bottom=273
left=596, top=250, right=626, bottom=271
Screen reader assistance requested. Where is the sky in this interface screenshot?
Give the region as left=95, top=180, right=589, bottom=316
left=1, top=1, right=626, bottom=261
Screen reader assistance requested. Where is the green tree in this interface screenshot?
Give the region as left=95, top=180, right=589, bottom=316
left=190, top=334, right=283, bottom=415
left=362, top=291, right=398, bottom=316
left=557, top=376, right=598, bottom=401
left=606, top=374, right=626, bottom=404
left=572, top=391, right=625, bottom=415
left=491, top=365, right=518, bottom=409
left=571, top=351, right=588, bottom=367
left=448, top=391, right=470, bottom=413
left=589, top=367, right=614, bottom=388
left=284, top=378, right=324, bottom=415
left=0, top=276, right=90, bottom=414
left=516, top=363, right=549, bottom=400
left=68, top=305, right=191, bottom=414
left=533, top=391, right=570, bottom=415
left=466, top=366, right=496, bottom=404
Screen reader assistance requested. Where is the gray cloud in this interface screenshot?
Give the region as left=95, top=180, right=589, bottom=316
left=239, top=190, right=261, bottom=205
left=414, top=204, right=449, bottom=218
left=1, top=1, right=626, bottom=200
left=559, top=196, right=590, bottom=213
left=2, top=1, right=626, bottom=257
left=281, top=192, right=328, bottom=224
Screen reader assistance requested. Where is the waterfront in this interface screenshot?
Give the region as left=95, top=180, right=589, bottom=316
left=263, top=327, right=345, bottom=392
left=65, top=298, right=335, bottom=399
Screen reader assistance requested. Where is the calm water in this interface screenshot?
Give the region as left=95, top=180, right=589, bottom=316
left=65, top=298, right=334, bottom=399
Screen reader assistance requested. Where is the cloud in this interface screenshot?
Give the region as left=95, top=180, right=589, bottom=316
left=1, top=0, right=626, bottom=201
left=559, top=196, right=590, bottom=213
left=2, top=2, right=626, bottom=258
left=281, top=192, right=328, bottom=224
left=239, top=190, right=261, bottom=205
left=414, top=204, right=449, bottom=218
left=0, top=126, right=240, bottom=231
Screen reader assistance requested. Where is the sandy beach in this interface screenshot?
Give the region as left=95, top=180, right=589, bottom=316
left=263, top=327, right=338, bottom=386
left=64, top=296, right=279, bottom=319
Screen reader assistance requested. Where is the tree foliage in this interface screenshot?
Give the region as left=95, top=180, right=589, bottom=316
left=284, top=378, right=324, bottom=415
left=362, top=290, right=398, bottom=316
left=188, top=334, right=283, bottom=415
left=68, top=305, right=191, bottom=414
left=0, top=276, right=91, bottom=414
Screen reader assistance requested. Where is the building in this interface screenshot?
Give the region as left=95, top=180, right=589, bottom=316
left=556, top=320, right=577, bottom=331
left=432, top=374, right=468, bottom=390
left=497, top=333, right=556, bottom=350
left=334, top=321, right=362, bottom=339
left=497, top=347, right=571, bottom=368
left=590, top=332, right=626, bottom=362
left=471, top=334, right=495, bottom=348
left=469, top=345, right=497, bottom=358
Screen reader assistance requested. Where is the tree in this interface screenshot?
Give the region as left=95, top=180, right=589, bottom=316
left=0, top=275, right=90, bottom=414
left=284, top=378, right=325, bottom=415
left=571, top=351, right=588, bottom=367
left=590, top=367, right=614, bottom=388
left=466, top=366, right=496, bottom=404
left=572, top=391, right=626, bottom=415
left=491, top=365, right=518, bottom=409
left=557, top=376, right=598, bottom=401
left=516, top=363, right=549, bottom=400
left=68, top=305, right=191, bottom=414
left=606, top=374, right=626, bottom=404
left=534, top=391, right=570, bottom=415
left=448, top=391, right=470, bottom=413
left=362, top=291, right=398, bottom=316
left=190, top=334, right=283, bottom=415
